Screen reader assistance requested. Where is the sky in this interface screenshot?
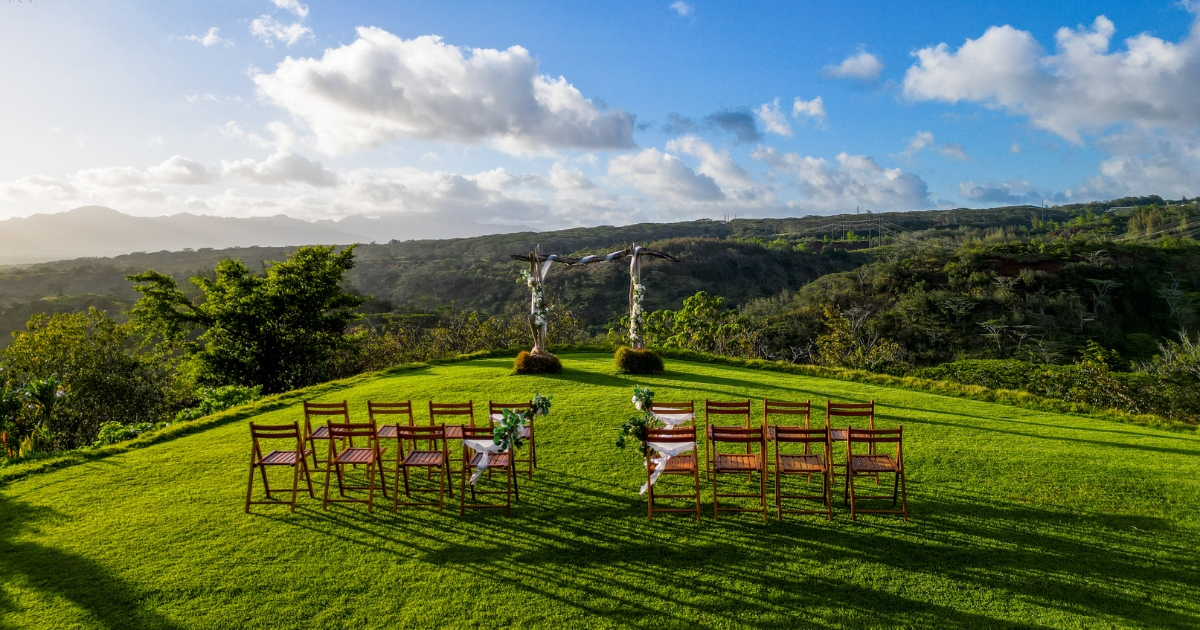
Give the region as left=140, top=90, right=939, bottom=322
left=0, top=0, right=1198, bottom=231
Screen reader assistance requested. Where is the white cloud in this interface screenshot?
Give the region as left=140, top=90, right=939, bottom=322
left=1010, top=143, right=1022, bottom=153
left=271, top=0, right=309, bottom=18
left=220, top=151, right=338, bottom=187
left=250, top=16, right=313, bottom=47
left=903, top=16, right=1200, bottom=143
left=548, top=162, right=594, bottom=190
left=608, top=148, right=723, bottom=202
left=958, top=179, right=1047, bottom=205
left=898, top=131, right=968, bottom=161
left=755, top=99, right=793, bottom=137
left=667, top=136, right=770, bottom=203
left=670, top=1, right=693, bottom=16
left=252, top=28, right=635, bottom=155
left=183, top=27, right=233, bottom=48
left=822, top=49, right=884, bottom=81
left=0, top=176, right=77, bottom=202
left=753, top=147, right=931, bottom=212
left=792, top=96, right=827, bottom=125
left=145, top=156, right=218, bottom=185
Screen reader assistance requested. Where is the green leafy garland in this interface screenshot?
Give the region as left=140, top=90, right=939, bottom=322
left=493, top=393, right=552, bottom=452
left=616, top=385, right=655, bottom=456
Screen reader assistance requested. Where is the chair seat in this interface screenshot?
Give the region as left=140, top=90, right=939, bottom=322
left=829, top=428, right=848, bottom=442
left=259, top=449, right=309, bottom=466
left=779, top=454, right=825, bottom=472
left=377, top=424, right=399, bottom=439
left=310, top=425, right=330, bottom=439
left=714, top=453, right=762, bottom=472
left=851, top=454, right=899, bottom=473
left=335, top=448, right=377, bottom=465
left=468, top=452, right=511, bottom=468
left=651, top=454, right=696, bottom=472
left=403, top=451, right=445, bottom=467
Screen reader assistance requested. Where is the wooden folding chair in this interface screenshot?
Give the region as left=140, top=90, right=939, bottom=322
left=393, top=424, right=451, bottom=513
left=845, top=426, right=908, bottom=522
left=431, top=401, right=475, bottom=477
left=490, top=401, right=536, bottom=479
left=370, top=401, right=415, bottom=479
left=764, top=399, right=812, bottom=474
left=826, top=400, right=876, bottom=485
left=303, top=400, right=349, bottom=473
left=459, top=426, right=515, bottom=517
left=321, top=419, right=388, bottom=512
left=772, top=426, right=832, bottom=521
left=644, top=426, right=701, bottom=521
left=704, top=399, right=751, bottom=481
left=245, top=422, right=314, bottom=513
left=710, top=423, right=768, bottom=521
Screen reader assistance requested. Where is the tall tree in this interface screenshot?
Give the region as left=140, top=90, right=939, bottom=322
left=127, top=245, right=365, bottom=394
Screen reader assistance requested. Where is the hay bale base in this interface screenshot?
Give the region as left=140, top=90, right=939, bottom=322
left=513, top=351, right=563, bottom=374
left=614, top=346, right=665, bottom=375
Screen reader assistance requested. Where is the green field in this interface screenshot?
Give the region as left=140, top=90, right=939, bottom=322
left=2, top=353, right=1198, bottom=629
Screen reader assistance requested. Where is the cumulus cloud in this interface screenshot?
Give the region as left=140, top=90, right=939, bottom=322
left=0, top=175, right=77, bottom=202
left=704, top=108, right=761, bottom=143
left=668, top=136, right=771, bottom=203
left=753, top=147, right=931, bottom=212
left=756, top=99, right=793, bottom=137
left=183, top=27, right=232, bottom=48
left=271, top=0, right=309, bottom=18
left=609, top=148, right=723, bottom=202
left=670, top=1, right=693, bottom=16
left=252, top=28, right=635, bottom=155
left=250, top=16, right=313, bottom=47
left=898, top=131, right=968, bottom=160
left=903, top=16, right=1200, bottom=143
left=958, top=179, right=1047, bottom=205
left=220, top=151, right=338, bottom=187
left=792, top=96, right=826, bottom=125
left=823, top=49, right=884, bottom=81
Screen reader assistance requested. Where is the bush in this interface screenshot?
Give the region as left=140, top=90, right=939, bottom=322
left=174, top=384, right=262, bottom=422
left=615, top=347, right=664, bottom=375
left=513, top=351, right=562, bottom=375
left=92, top=420, right=167, bottom=448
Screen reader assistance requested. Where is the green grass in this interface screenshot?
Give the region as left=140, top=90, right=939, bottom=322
left=2, top=352, right=1199, bottom=629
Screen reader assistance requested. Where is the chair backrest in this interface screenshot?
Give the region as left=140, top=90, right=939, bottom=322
left=430, top=401, right=475, bottom=426
left=710, top=424, right=766, bottom=443
left=646, top=425, right=696, bottom=443
left=772, top=426, right=828, bottom=444
left=489, top=401, right=531, bottom=426
left=304, top=400, right=349, bottom=433
left=649, top=401, right=693, bottom=414
left=706, top=399, right=751, bottom=428
left=826, top=400, right=874, bottom=429
left=250, top=422, right=304, bottom=457
left=765, top=399, right=811, bottom=428
left=846, top=426, right=902, bottom=460
left=327, top=421, right=379, bottom=440
left=368, top=401, right=413, bottom=425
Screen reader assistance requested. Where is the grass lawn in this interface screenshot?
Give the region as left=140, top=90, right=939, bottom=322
left=2, top=352, right=1199, bottom=629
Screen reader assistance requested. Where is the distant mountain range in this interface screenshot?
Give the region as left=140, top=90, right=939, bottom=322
left=0, top=206, right=530, bottom=265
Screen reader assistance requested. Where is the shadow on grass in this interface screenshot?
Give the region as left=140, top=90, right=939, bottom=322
left=0, top=495, right=181, bottom=629
left=249, top=464, right=1199, bottom=629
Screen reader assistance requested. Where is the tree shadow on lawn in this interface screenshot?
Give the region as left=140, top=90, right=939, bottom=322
left=258, top=468, right=1199, bottom=628
left=0, top=495, right=181, bottom=630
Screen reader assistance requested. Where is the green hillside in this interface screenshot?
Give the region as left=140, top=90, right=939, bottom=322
left=2, top=353, right=1197, bottom=628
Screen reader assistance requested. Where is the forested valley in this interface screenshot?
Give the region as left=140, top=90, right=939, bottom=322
left=1, top=195, right=1198, bottom=464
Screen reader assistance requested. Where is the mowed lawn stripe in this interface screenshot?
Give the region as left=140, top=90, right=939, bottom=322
left=1, top=353, right=1198, bottom=629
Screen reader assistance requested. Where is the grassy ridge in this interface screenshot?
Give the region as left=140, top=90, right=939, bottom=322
left=2, top=353, right=1198, bottom=628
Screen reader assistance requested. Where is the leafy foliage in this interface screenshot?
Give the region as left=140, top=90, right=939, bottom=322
left=127, top=245, right=365, bottom=394
left=173, top=384, right=262, bottom=423
left=2, top=308, right=182, bottom=450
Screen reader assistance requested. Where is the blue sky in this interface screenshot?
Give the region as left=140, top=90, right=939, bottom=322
left=1, top=0, right=1197, bottom=230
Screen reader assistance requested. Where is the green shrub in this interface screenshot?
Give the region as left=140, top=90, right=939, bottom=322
left=91, top=420, right=167, bottom=448
left=174, top=384, right=262, bottom=422
left=614, top=347, right=664, bottom=375
left=512, top=351, right=562, bottom=374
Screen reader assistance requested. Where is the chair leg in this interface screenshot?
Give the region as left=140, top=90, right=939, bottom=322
left=505, top=463, right=513, bottom=517
left=760, top=465, right=768, bottom=522
left=775, top=467, right=782, bottom=522
left=245, top=457, right=256, bottom=514
left=900, top=469, right=909, bottom=522
left=693, top=464, right=701, bottom=521
left=512, top=462, right=520, bottom=503
left=377, top=460, right=389, bottom=500
left=393, top=464, right=401, bottom=513
left=258, top=460, right=272, bottom=498
left=849, top=471, right=857, bottom=522
left=460, top=463, right=467, bottom=516
left=301, top=458, right=315, bottom=498
left=892, top=471, right=899, bottom=507
left=322, top=464, right=333, bottom=511
left=825, top=469, right=833, bottom=521
left=366, top=461, right=375, bottom=513
left=437, top=465, right=446, bottom=515
left=712, top=473, right=720, bottom=520
left=290, top=462, right=300, bottom=513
